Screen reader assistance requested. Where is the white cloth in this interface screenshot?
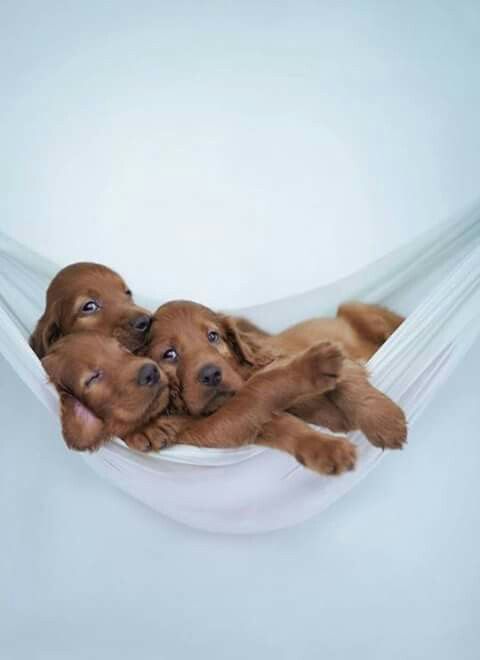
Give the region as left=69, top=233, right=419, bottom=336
left=1, top=209, right=479, bottom=533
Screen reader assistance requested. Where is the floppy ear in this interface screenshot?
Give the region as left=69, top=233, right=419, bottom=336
left=29, top=306, right=62, bottom=359
left=220, top=315, right=275, bottom=369
left=42, top=353, right=107, bottom=451
left=58, top=392, right=109, bottom=452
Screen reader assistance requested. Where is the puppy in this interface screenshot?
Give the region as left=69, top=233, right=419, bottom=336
left=44, top=332, right=357, bottom=474
left=42, top=332, right=168, bottom=451
left=30, top=262, right=152, bottom=358
left=143, top=300, right=407, bottom=450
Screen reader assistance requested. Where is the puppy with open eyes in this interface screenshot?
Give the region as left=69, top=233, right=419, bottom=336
left=43, top=331, right=357, bottom=474
left=30, top=262, right=152, bottom=358
left=129, top=300, right=407, bottom=455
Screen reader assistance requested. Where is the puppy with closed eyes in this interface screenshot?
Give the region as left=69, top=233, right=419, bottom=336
left=42, top=332, right=168, bottom=452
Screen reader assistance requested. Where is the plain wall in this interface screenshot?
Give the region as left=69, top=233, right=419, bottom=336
left=1, top=2, right=479, bottom=659
left=2, top=1, right=480, bottom=307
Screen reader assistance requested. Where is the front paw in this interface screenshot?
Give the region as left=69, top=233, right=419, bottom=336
left=295, top=436, right=357, bottom=475
left=123, top=428, right=170, bottom=453
left=302, top=341, right=345, bottom=392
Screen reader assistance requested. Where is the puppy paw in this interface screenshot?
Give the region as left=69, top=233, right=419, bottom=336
left=361, top=400, right=408, bottom=450
left=123, top=428, right=170, bottom=453
left=296, top=436, right=357, bottom=475
left=303, top=341, right=345, bottom=392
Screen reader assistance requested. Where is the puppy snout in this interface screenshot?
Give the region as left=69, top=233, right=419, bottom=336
left=130, top=314, right=152, bottom=333
left=198, top=364, right=222, bottom=387
left=137, top=362, right=160, bottom=387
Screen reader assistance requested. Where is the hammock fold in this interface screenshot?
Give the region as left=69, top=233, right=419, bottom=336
left=1, top=209, right=480, bottom=533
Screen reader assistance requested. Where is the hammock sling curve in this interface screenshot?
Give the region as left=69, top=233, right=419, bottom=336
left=1, top=212, right=480, bottom=534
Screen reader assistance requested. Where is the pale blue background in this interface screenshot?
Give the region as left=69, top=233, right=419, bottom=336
left=1, top=2, right=480, bottom=658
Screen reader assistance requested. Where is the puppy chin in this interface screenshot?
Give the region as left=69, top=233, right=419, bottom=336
left=155, top=388, right=170, bottom=413
left=144, top=386, right=170, bottom=419
left=200, top=389, right=236, bottom=416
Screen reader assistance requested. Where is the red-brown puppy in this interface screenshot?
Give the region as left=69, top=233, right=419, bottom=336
left=43, top=333, right=168, bottom=451
left=272, top=301, right=405, bottom=363
left=30, top=262, right=152, bottom=358
left=143, top=300, right=407, bottom=450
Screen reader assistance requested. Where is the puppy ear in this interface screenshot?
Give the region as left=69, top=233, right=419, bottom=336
left=220, top=315, right=277, bottom=369
left=29, top=306, right=62, bottom=358
left=58, top=393, right=108, bottom=451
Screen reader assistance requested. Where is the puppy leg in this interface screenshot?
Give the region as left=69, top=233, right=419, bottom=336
left=258, top=413, right=356, bottom=475
left=337, top=302, right=404, bottom=348
left=327, top=360, right=407, bottom=449
left=289, top=359, right=407, bottom=449
left=289, top=393, right=351, bottom=433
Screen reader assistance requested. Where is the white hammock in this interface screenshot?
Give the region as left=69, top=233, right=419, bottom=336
left=1, top=210, right=480, bottom=534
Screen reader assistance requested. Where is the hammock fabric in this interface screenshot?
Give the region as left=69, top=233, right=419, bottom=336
left=1, top=212, right=480, bottom=534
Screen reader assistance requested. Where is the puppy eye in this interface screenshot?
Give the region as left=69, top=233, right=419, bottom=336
left=162, top=348, right=178, bottom=362
left=125, top=289, right=132, bottom=297
left=85, top=370, right=102, bottom=387
left=81, top=300, right=100, bottom=314
left=207, top=330, right=220, bottom=344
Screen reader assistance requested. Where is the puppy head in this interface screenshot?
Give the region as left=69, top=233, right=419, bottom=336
left=30, top=262, right=152, bottom=358
left=42, top=333, right=168, bottom=451
left=146, top=300, right=269, bottom=416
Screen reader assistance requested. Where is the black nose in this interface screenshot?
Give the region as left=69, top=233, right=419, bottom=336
left=131, top=315, right=152, bottom=333
left=198, top=364, right=222, bottom=387
left=137, top=363, right=160, bottom=387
